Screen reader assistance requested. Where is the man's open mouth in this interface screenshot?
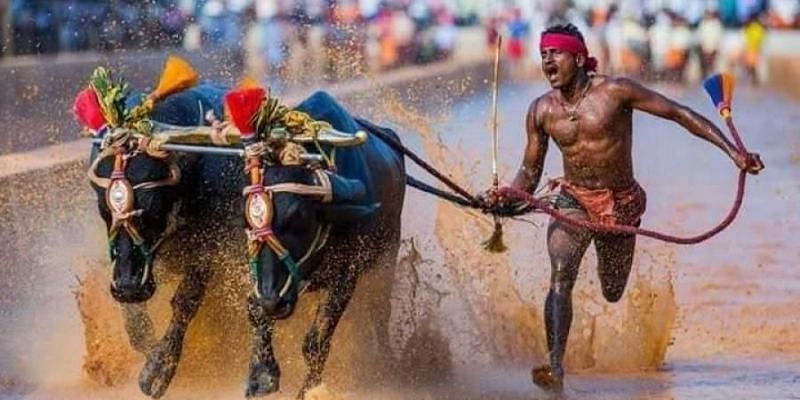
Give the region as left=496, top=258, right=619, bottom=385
left=544, top=65, right=558, bottom=79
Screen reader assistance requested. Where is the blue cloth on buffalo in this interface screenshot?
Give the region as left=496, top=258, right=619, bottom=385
left=125, top=83, right=227, bottom=125
left=294, top=91, right=398, bottom=208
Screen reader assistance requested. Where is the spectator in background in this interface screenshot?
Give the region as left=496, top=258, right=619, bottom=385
left=506, top=7, right=530, bottom=76
left=375, top=4, right=398, bottom=69
left=255, top=0, right=288, bottom=82
left=433, top=6, right=457, bottom=61
left=324, top=0, right=366, bottom=80
left=603, top=6, right=625, bottom=74
left=697, top=8, right=723, bottom=77
left=671, top=0, right=705, bottom=27
left=743, top=12, right=767, bottom=84
left=648, top=10, right=672, bottom=77
left=289, top=0, right=312, bottom=50
left=591, top=2, right=614, bottom=72
left=222, top=0, right=246, bottom=49
left=485, top=14, right=501, bottom=54
left=286, top=0, right=315, bottom=79
left=391, top=5, right=415, bottom=65
left=200, top=0, right=227, bottom=47
left=620, top=14, right=649, bottom=78
left=243, top=4, right=264, bottom=79
left=664, top=12, right=692, bottom=82
left=161, top=2, right=187, bottom=46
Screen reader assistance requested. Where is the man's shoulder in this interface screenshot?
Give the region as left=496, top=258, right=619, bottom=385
left=594, top=74, right=640, bottom=92
left=591, top=75, right=648, bottom=102
left=526, top=92, right=554, bottom=127
left=529, top=90, right=558, bottom=111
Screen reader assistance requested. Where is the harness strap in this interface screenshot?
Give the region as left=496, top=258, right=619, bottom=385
left=248, top=223, right=330, bottom=281
left=262, top=234, right=303, bottom=283
left=92, top=148, right=181, bottom=275
left=243, top=169, right=334, bottom=202
left=298, top=224, right=331, bottom=266
left=133, top=162, right=181, bottom=190
left=260, top=183, right=330, bottom=198
left=87, top=147, right=116, bottom=188
left=244, top=165, right=335, bottom=299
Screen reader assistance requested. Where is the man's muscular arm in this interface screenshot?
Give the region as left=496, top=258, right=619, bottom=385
left=617, top=78, right=762, bottom=173
left=511, top=98, right=549, bottom=192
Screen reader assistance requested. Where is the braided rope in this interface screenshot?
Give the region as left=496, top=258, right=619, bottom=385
left=361, top=117, right=752, bottom=245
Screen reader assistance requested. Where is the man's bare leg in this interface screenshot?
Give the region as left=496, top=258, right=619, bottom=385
left=594, top=233, right=637, bottom=302
left=533, top=211, right=592, bottom=392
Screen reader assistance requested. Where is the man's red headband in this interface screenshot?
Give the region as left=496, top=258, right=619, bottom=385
left=540, top=33, right=598, bottom=72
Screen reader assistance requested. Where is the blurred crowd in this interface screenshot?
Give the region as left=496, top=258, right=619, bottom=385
left=2, top=0, right=188, bottom=54
left=2, top=0, right=798, bottom=84
left=487, top=0, right=795, bottom=84
left=0, top=0, right=475, bottom=82
left=232, top=0, right=466, bottom=82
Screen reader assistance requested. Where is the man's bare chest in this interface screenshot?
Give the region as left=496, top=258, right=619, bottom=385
left=543, top=100, right=629, bottom=146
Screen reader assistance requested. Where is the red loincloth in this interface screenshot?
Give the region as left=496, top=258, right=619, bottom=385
left=550, top=178, right=647, bottom=226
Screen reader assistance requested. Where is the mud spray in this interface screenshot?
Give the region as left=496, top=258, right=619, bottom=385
left=1, top=51, right=676, bottom=400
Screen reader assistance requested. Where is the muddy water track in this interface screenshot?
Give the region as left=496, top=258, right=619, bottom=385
left=2, top=74, right=800, bottom=399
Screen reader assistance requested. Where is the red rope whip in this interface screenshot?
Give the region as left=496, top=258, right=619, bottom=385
left=499, top=116, right=749, bottom=244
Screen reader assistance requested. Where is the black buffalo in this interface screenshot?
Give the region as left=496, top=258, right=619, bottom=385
left=84, top=83, right=243, bottom=398
left=238, top=91, right=406, bottom=398
left=84, top=86, right=406, bottom=398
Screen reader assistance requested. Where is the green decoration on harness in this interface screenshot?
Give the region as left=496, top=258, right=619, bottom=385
left=90, top=67, right=130, bottom=128
left=278, top=251, right=303, bottom=284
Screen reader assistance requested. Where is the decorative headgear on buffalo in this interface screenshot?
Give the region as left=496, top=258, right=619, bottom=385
left=224, top=86, right=364, bottom=168
left=72, top=56, right=199, bottom=138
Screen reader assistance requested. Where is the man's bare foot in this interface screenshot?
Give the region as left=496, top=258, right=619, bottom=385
left=532, top=365, right=564, bottom=392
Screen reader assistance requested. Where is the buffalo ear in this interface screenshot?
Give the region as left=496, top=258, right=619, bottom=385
left=320, top=203, right=381, bottom=224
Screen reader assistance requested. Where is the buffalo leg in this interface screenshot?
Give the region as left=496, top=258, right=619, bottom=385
left=298, top=266, right=359, bottom=399
left=138, top=265, right=210, bottom=398
left=122, top=303, right=156, bottom=354
left=245, top=296, right=281, bottom=397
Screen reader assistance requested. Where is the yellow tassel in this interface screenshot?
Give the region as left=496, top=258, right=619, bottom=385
left=150, top=55, right=198, bottom=102
left=482, top=220, right=508, bottom=253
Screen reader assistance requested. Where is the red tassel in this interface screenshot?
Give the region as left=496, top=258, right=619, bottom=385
left=73, top=88, right=108, bottom=132
left=224, top=87, right=267, bottom=138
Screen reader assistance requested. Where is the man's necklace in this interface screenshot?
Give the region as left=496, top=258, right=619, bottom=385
left=560, top=79, right=593, bottom=121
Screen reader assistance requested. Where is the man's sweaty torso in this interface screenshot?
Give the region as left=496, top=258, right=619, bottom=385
left=534, top=75, right=636, bottom=191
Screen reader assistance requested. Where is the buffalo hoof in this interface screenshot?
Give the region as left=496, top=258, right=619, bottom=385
left=138, top=340, right=181, bottom=398
left=245, top=364, right=280, bottom=398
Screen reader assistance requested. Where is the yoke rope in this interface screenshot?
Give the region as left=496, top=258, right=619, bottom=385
left=360, top=115, right=752, bottom=245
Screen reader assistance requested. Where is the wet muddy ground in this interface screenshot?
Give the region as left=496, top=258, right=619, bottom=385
left=1, top=77, right=799, bottom=399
